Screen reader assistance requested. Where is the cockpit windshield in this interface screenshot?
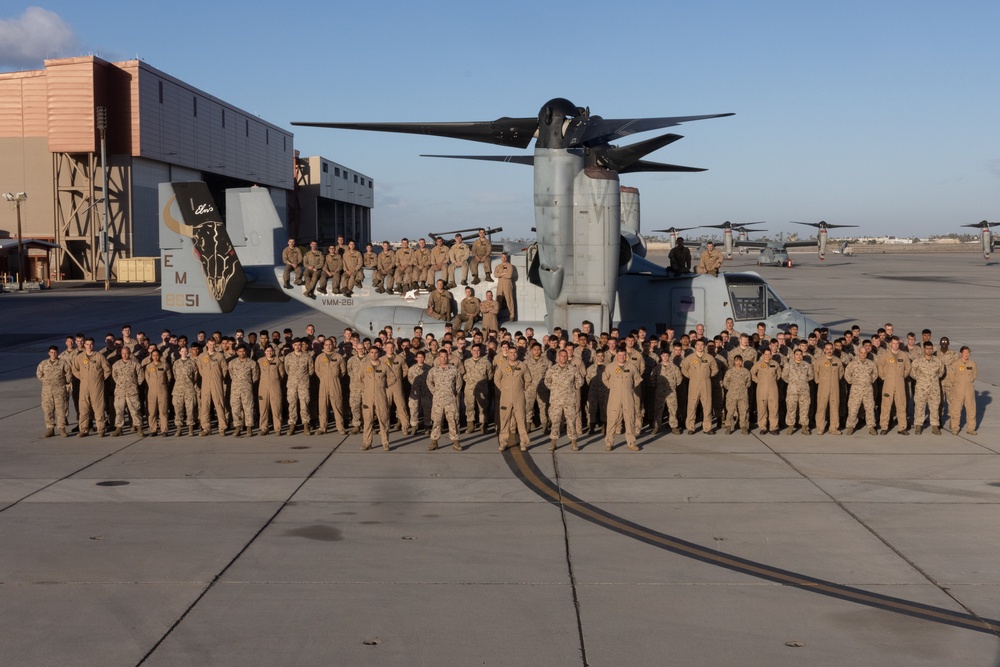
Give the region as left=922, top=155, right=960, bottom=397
left=726, top=277, right=790, bottom=321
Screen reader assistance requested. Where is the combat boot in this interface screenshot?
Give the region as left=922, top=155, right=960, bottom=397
left=726, top=427, right=733, bottom=435
left=914, top=426, right=923, bottom=435
left=260, top=427, right=269, bottom=436
left=112, top=427, right=122, bottom=437
left=485, top=273, right=492, bottom=282
left=548, top=439, right=557, bottom=451
left=98, top=430, right=106, bottom=437
left=43, top=428, right=54, bottom=438
left=471, top=276, right=480, bottom=285
left=59, top=428, right=68, bottom=438
left=786, top=427, right=794, bottom=435
left=78, top=429, right=88, bottom=438
left=465, top=424, right=474, bottom=434
left=627, top=443, right=640, bottom=451
left=571, top=440, right=579, bottom=451
left=869, top=427, right=878, bottom=435
left=829, top=428, right=842, bottom=435
left=652, top=425, right=660, bottom=435
left=740, top=428, right=749, bottom=435
left=351, top=425, right=360, bottom=434
left=200, top=428, right=210, bottom=437
left=672, top=427, right=682, bottom=435
left=447, top=282, right=456, bottom=289
left=362, top=442, right=372, bottom=451
left=802, top=428, right=811, bottom=435
left=845, top=427, right=854, bottom=435
left=428, top=439, right=438, bottom=451
left=234, top=427, right=243, bottom=438
left=932, top=426, right=941, bottom=435
left=452, top=440, right=461, bottom=451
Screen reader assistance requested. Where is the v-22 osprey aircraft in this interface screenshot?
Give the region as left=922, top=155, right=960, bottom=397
left=159, top=99, right=822, bottom=338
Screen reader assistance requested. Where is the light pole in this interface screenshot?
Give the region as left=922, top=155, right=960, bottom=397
left=3, top=192, right=27, bottom=290
left=96, top=106, right=110, bottom=290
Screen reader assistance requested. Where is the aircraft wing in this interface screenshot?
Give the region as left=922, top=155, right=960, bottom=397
left=782, top=241, right=820, bottom=249
left=733, top=240, right=769, bottom=249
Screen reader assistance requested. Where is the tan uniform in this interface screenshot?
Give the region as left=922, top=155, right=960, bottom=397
left=361, top=357, right=395, bottom=449
left=844, top=357, right=878, bottom=431
left=37, top=357, right=72, bottom=433
left=463, top=356, right=492, bottom=430
left=315, top=352, right=347, bottom=433
left=341, top=248, right=363, bottom=292
left=144, top=360, right=173, bottom=434
left=376, top=248, right=396, bottom=292
left=494, top=359, right=531, bottom=450
left=257, top=356, right=285, bottom=433
left=948, top=358, right=977, bottom=433
left=284, top=351, right=314, bottom=431
left=172, top=357, right=199, bottom=432
left=302, top=249, right=325, bottom=296
left=603, top=362, right=642, bottom=450
left=112, top=357, right=144, bottom=431
left=394, top=246, right=415, bottom=289
left=751, top=359, right=782, bottom=432
left=413, top=245, right=432, bottom=287
left=681, top=352, right=719, bottom=432
left=362, top=250, right=378, bottom=287
left=428, top=363, right=463, bottom=446
left=454, top=295, right=481, bottom=332
left=319, top=251, right=343, bottom=294
left=494, top=260, right=515, bottom=319
left=470, top=237, right=492, bottom=282
left=878, top=350, right=911, bottom=432
left=73, top=351, right=112, bottom=434
left=282, top=245, right=304, bottom=286
left=448, top=240, right=471, bottom=286
left=383, top=354, right=410, bottom=432
left=479, top=299, right=500, bottom=334
left=198, top=352, right=230, bottom=433
left=910, top=355, right=945, bottom=429
left=782, top=360, right=814, bottom=431
left=544, top=363, right=583, bottom=446
left=813, top=355, right=845, bottom=433
left=721, top=365, right=751, bottom=431
left=429, top=244, right=451, bottom=286
left=698, top=247, right=723, bottom=276
left=426, top=289, right=453, bottom=321
left=228, top=357, right=259, bottom=432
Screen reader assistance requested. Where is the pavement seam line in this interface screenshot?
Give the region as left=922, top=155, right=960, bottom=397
left=551, top=451, right=591, bottom=667
left=133, top=434, right=348, bottom=667
left=763, top=443, right=1000, bottom=639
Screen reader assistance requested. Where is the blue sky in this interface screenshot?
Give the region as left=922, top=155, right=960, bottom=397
left=2, top=1, right=999, bottom=239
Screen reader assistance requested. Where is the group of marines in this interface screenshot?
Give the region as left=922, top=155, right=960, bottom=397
left=37, top=318, right=980, bottom=452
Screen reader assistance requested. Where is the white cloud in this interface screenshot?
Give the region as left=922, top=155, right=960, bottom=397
left=0, top=7, right=78, bottom=70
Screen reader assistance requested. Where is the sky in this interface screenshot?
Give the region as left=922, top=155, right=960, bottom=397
left=2, top=1, right=999, bottom=240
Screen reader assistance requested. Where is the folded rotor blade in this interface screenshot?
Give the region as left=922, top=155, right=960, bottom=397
left=567, top=113, right=734, bottom=147
left=421, top=154, right=534, bottom=165
left=291, top=118, right=539, bottom=149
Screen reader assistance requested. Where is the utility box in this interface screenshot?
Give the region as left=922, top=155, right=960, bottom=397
left=117, top=257, right=161, bottom=283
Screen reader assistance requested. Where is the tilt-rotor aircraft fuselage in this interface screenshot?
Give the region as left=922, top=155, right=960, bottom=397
left=159, top=99, right=822, bottom=338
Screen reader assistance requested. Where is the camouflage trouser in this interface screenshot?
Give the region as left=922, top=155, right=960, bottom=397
left=408, top=390, right=432, bottom=429
left=114, top=392, right=142, bottom=429
left=525, top=388, right=547, bottom=428
left=465, top=381, right=490, bottom=426
left=231, top=385, right=255, bottom=429
left=41, top=385, right=67, bottom=430
left=173, top=388, right=196, bottom=428
left=846, top=386, right=875, bottom=429
left=726, top=393, right=749, bottom=430
left=913, top=387, right=941, bottom=428
left=287, top=377, right=311, bottom=427
left=430, top=400, right=460, bottom=442
left=350, top=388, right=363, bottom=426
left=785, top=385, right=811, bottom=428
left=652, top=386, right=679, bottom=429
left=548, top=399, right=579, bottom=440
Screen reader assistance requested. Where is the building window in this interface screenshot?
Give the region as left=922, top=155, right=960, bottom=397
left=368, top=179, right=373, bottom=188
left=222, top=109, right=225, bottom=128
left=266, top=129, right=269, bottom=145
left=193, top=97, right=198, bottom=117
left=158, top=81, right=163, bottom=104
left=246, top=119, right=249, bottom=137
left=343, top=171, right=348, bottom=180
left=322, top=163, right=328, bottom=173
left=335, top=167, right=340, bottom=177
left=354, top=175, right=358, bottom=183
left=283, top=136, right=286, bottom=151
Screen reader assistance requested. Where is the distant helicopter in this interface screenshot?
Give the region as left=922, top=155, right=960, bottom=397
left=961, top=220, right=1000, bottom=261
left=697, top=221, right=766, bottom=259
left=789, top=220, right=859, bottom=260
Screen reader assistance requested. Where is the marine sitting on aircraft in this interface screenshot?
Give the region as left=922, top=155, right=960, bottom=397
left=160, top=99, right=823, bottom=338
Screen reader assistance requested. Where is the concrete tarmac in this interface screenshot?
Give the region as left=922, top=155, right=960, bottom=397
left=2, top=252, right=999, bottom=666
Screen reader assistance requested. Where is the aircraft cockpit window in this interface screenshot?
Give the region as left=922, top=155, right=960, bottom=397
left=727, top=282, right=766, bottom=321
left=766, top=286, right=789, bottom=317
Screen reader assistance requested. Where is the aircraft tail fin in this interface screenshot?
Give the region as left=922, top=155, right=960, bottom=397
left=160, top=182, right=248, bottom=313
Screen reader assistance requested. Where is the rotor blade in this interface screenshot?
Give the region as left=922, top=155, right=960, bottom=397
left=591, top=133, right=684, bottom=171
left=422, top=154, right=534, bottom=166
left=701, top=221, right=766, bottom=229
left=291, top=118, right=539, bottom=149
left=618, top=160, right=706, bottom=174
left=651, top=226, right=700, bottom=233
left=568, top=113, right=734, bottom=147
